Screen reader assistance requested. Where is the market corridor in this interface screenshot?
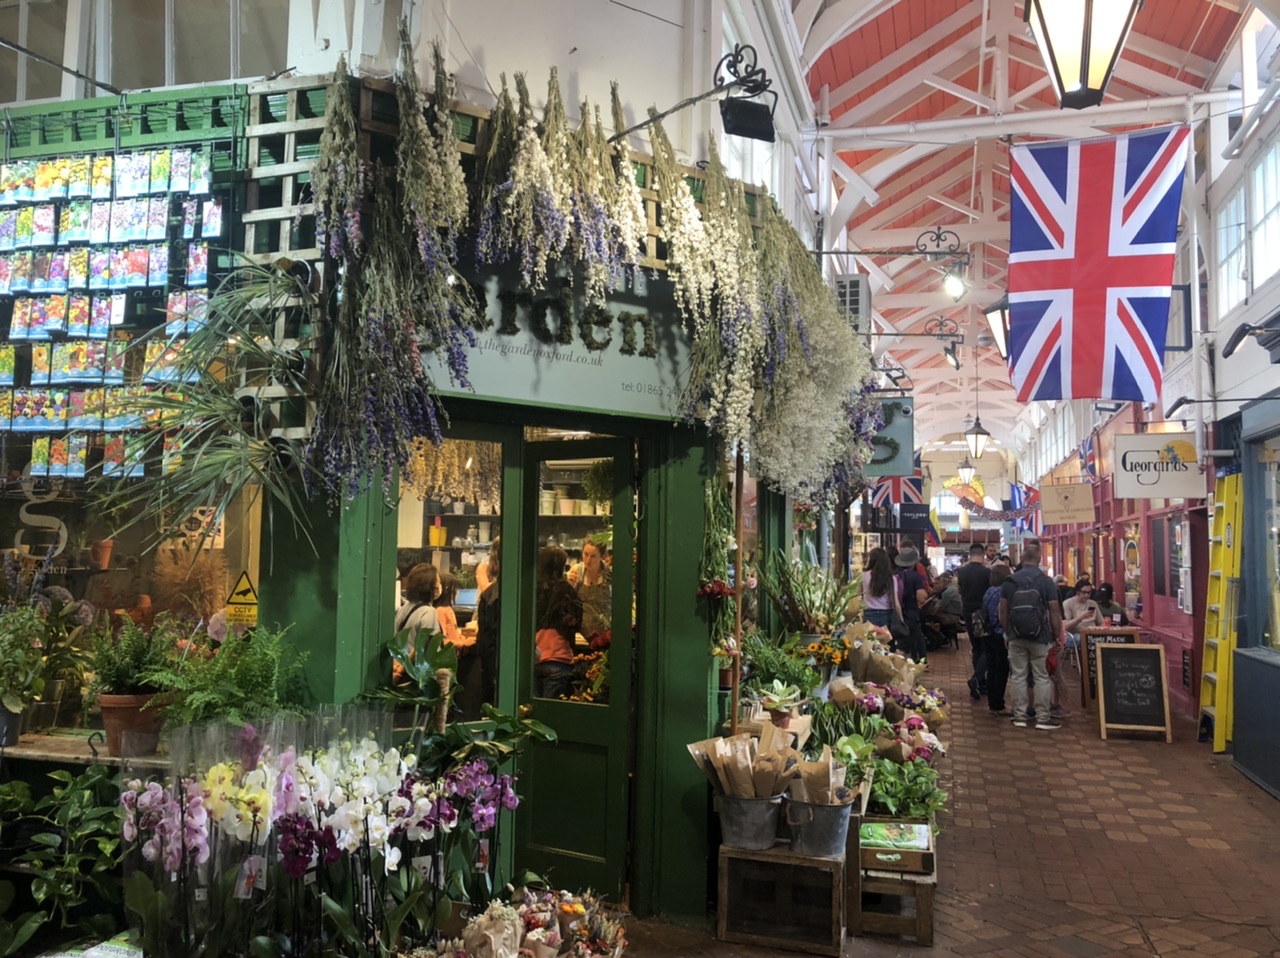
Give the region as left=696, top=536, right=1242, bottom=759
left=629, top=645, right=1280, bottom=957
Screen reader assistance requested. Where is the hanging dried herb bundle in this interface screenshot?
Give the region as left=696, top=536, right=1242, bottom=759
left=608, top=82, right=648, bottom=271
left=307, top=168, right=446, bottom=503
left=570, top=99, right=622, bottom=306
left=310, top=57, right=364, bottom=260
left=474, top=74, right=518, bottom=265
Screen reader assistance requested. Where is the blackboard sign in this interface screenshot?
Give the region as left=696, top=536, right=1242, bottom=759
left=1080, top=627, right=1141, bottom=704
left=1097, top=644, right=1172, bottom=742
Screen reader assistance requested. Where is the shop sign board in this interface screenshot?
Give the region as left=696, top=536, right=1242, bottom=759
left=1039, top=482, right=1096, bottom=525
left=225, top=571, right=259, bottom=627
left=1113, top=432, right=1203, bottom=499
left=424, top=265, right=689, bottom=420
left=864, top=399, right=915, bottom=477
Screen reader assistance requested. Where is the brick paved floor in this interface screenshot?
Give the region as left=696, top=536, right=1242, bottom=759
left=629, top=644, right=1280, bottom=956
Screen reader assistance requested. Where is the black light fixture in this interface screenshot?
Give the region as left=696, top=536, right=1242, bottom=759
left=964, top=359, right=990, bottom=459
left=609, top=43, right=777, bottom=144
left=1024, top=0, right=1143, bottom=110
left=982, top=296, right=1009, bottom=361
left=943, top=342, right=962, bottom=370
left=957, top=456, right=977, bottom=485
left=1220, top=316, right=1280, bottom=358
left=839, top=227, right=972, bottom=303
left=1164, top=395, right=1279, bottom=419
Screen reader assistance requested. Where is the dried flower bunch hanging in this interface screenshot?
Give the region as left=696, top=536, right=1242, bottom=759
left=309, top=55, right=364, bottom=260
left=474, top=74, right=518, bottom=265
left=608, top=83, right=648, bottom=273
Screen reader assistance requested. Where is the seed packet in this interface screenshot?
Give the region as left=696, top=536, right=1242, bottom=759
left=68, top=155, right=92, bottom=197
left=44, top=294, right=68, bottom=334
left=147, top=243, right=168, bottom=286
left=170, top=148, right=192, bottom=193
left=115, top=153, right=139, bottom=198
left=68, top=390, right=93, bottom=429
left=91, top=155, right=114, bottom=199
left=31, top=251, right=52, bottom=292
left=31, top=344, right=52, bottom=384
left=190, top=150, right=211, bottom=195
left=201, top=197, right=223, bottom=238
left=68, top=247, right=90, bottom=290
left=44, top=388, right=69, bottom=430
left=65, top=432, right=89, bottom=477
left=128, top=198, right=148, bottom=242
left=126, top=246, right=149, bottom=287
left=143, top=339, right=166, bottom=382
left=14, top=161, right=36, bottom=203
left=147, top=196, right=168, bottom=241
left=27, top=299, right=49, bottom=340
left=12, top=389, right=41, bottom=430
left=0, top=255, right=11, bottom=295
left=66, top=293, right=90, bottom=336
left=110, top=292, right=128, bottom=326
left=163, top=433, right=183, bottom=473
left=88, top=297, right=111, bottom=338
left=11, top=250, right=32, bottom=292
left=186, top=242, right=208, bottom=285
left=29, top=436, right=51, bottom=476
left=185, top=288, right=207, bottom=333
left=150, top=149, right=172, bottom=194
left=123, top=434, right=146, bottom=476
left=0, top=209, right=16, bottom=250
left=83, top=341, right=106, bottom=381
left=110, top=247, right=130, bottom=290
left=15, top=206, right=34, bottom=247
left=31, top=205, right=57, bottom=246
left=102, top=433, right=125, bottom=471
left=0, top=165, right=13, bottom=206
left=181, top=198, right=198, bottom=239
left=49, top=436, right=70, bottom=477
left=8, top=297, right=31, bottom=339
left=0, top=345, right=12, bottom=385
left=32, top=161, right=53, bottom=202
left=46, top=251, right=70, bottom=294
left=65, top=339, right=98, bottom=382
left=48, top=158, right=70, bottom=201
left=110, top=199, right=130, bottom=245
left=88, top=248, right=110, bottom=291
left=61, top=199, right=91, bottom=244
left=90, top=201, right=111, bottom=244
left=0, top=389, right=9, bottom=429
left=165, top=289, right=188, bottom=336
left=49, top=342, right=70, bottom=384
left=104, top=339, right=128, bottom=383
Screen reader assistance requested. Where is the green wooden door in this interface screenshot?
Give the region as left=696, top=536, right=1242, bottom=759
left=515, top=438, right=635, bottom=899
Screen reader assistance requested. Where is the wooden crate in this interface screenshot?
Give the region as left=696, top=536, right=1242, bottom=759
left=857, top=816, right=935, bottom=874
left=717, top=843, right=844, bottom=956
left=849, top=862, right=937, bottom=946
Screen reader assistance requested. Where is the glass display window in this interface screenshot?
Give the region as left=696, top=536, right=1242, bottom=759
left=1262, top=437, right=1280, bottom=650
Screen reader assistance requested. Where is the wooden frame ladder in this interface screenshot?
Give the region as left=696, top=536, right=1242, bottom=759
left=1199, top=468, right=1243, bottom=752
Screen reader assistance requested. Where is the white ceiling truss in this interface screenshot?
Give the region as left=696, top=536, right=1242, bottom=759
left=797, top=0, right=1260, bottom=446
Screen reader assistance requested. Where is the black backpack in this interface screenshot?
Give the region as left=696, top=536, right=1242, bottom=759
left=1007, top=579, right=1048, bottom=641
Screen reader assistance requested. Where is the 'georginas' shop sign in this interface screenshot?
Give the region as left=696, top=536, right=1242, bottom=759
left=1113, top=432, right=1204, bottom=499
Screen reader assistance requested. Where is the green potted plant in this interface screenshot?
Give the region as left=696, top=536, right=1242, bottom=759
left=30, top=596, right=99, bottom=729
left=759, top=679, right=802, bottom=729
left=0, top=607, right=45, bottom=746
left=759, top=550, right=861, bottom=639
left=581, top=459, right=614, bottom=515
left=88, top=618, right=177, bottom=757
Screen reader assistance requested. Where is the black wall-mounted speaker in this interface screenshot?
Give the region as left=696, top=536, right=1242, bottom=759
left=719, top=98, right=775, bottom=143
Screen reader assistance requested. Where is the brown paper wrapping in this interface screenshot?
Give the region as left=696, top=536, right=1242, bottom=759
left=828, top=675, right=857, bottom=706
left=865, top=651, right=899, bottom=685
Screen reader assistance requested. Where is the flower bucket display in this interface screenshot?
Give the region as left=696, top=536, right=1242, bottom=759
left=785, top=796, right=853, bottom=858
left=717, top=794, right=782, bottom=850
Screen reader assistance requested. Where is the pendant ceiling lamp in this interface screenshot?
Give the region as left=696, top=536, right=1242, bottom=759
left=965, top=360, right=990, bottom=460
left=1024, top=0, right=1143, bottom=110
left=957, top=456, right=977, bottom=485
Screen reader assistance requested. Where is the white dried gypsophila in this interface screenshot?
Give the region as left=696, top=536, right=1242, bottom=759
left=647, top=116, right=715, bottom=333
left=504, top=116, right=569, bottom=290
left=540, top=67, right=576, bottom=231
left=610, top=141, right=647, bottom=267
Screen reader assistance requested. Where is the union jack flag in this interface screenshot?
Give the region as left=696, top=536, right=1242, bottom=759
left=1078, top=434, right=1098, bottom=484
left=871, top=451, right=924, bottom=507
left=1008, top=126, right=1189, bottom=402
left=1010, top=482, right=1042, bottom=537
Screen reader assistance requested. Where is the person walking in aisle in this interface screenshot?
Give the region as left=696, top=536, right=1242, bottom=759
left=982, top=563, right=1012, bottom=713
left=894, top=546, right=929, bottom=663
left=860, top=547, right=898, bottom=629
left=957, top=543, right=991, bottom=699
left=999, top=539, right=1063, bottom=730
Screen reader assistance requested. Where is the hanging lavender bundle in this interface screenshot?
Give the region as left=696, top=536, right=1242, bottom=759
left=310, top=57, right=365, bottom=261
left=474, top=75, right=518, bottom=266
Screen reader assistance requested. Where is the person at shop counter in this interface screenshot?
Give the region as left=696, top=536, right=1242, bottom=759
left=568, top=539, right=612, bottom=638
left=1094, top=583, right=1130, bottom=626
left=475, top=538, right=501, bottom=708
left=534, top=545, right=582, bottom=700
left=392, top=563, right=441, bottom=682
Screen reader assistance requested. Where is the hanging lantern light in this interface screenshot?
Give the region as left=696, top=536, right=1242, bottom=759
left=965, top=417, right=991, bottom=460
left=957, top=457, right=977, bottom=485
left=1024, top=0, right=1143, bottom=110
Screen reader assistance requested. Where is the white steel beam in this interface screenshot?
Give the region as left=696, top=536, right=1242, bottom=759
left=792, top=0, right=825, bottom=46
left=928, top=193, right=983, bottom=219
left=830, top=37, right=983, bottom=128
left=923, top=75, right=996, bottom=111
left=1126, top=32, right=1214, bottom=79
left=804, top=0, right=901, bottom=65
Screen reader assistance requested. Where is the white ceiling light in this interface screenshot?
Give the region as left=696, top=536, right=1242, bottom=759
left=1024, top=0, right=1142, bottom=110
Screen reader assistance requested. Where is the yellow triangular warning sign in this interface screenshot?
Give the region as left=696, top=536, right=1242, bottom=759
left=226, top=572, right=259, bottom=607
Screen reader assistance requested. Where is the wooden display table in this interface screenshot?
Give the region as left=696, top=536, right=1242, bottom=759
left=717, top=842, right=845, bottom=956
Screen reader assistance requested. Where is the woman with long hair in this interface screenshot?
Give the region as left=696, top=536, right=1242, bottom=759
left=534, top=545, right=582, bottom=700
left=475, top=537, right=501, bottom=707
left=859, top=547, right=898, bottom=629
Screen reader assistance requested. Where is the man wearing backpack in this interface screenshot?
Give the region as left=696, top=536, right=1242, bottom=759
left=998, top=539, right=1063, bottom=730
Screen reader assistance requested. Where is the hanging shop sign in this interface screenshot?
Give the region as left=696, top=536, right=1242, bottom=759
left=1113, top=432, right=1203, bottom=499
left=1039, top=482, right=1096, bottom=525
left=423, top=265, right=689, bottom=421
left=864, top=399, right=915, bottom=477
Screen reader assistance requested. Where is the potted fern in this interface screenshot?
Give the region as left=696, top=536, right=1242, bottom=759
left=88, top=619, right=178, bottom=756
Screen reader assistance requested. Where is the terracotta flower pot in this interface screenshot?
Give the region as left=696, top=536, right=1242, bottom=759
left=88, top=539, right=114, bottom=570
left=98, top=692, right=165, bottom=757
left=718, top=667, right=734, bottom=689
left=767, top=708, right=793, bottom=729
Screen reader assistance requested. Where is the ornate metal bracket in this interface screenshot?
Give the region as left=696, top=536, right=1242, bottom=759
left=714, top=44, right=778, bottom=117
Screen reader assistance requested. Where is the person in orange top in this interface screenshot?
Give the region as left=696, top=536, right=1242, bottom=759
left=534, top=545, right=582, bottom=699
left=434, top=572, right=464, bottom=647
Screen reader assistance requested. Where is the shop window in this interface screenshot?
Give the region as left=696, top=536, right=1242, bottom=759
left=1122, top=526, right=1140, bottom=608
left=398, top=438, right=504, bottom=718
left=1253, top=140, right=1280, bottom=285
left=0, top=0, right=67, bottom=103
left=1216, top=186, right=1248, bottom=316
left=1262, top=436, right=1280, bottom=650
left=174, top=0, right=231, bottom=85
left=1151, top=518, right=1167, bottom=596
left=111, top=0, right=165, bottom=90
